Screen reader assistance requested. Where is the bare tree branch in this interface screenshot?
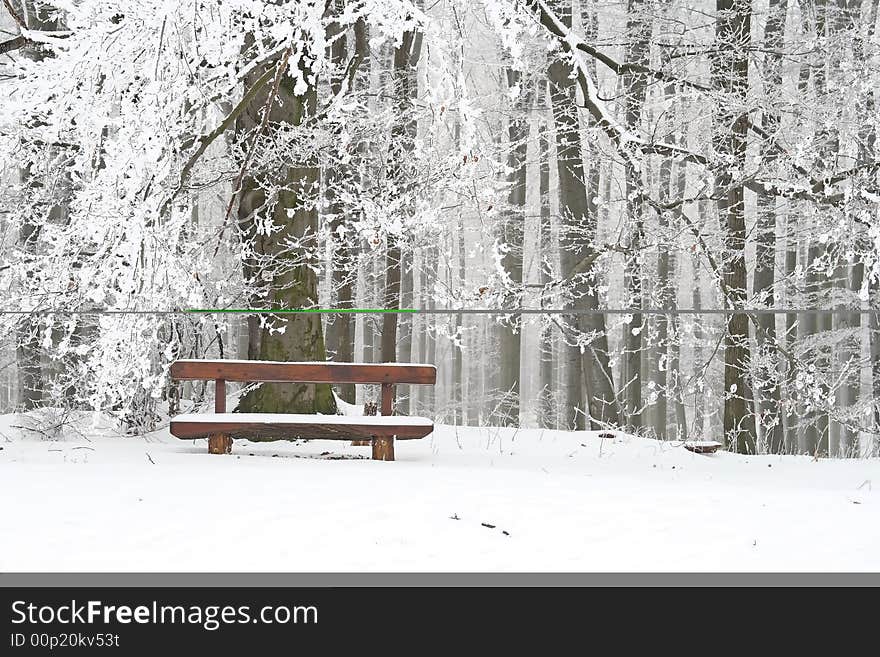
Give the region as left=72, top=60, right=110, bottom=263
left=0, top=34, right=30, bottom=54
left=2, top=0, right=27, bottom=30
left=215, top=45, right=295, bottom=254
left=525, top=0, right=878, bottom=212
left=160, top=63, right=278, bottom=217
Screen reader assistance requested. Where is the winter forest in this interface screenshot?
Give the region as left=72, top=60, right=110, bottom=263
left=2, top=0, right=880, bottom=461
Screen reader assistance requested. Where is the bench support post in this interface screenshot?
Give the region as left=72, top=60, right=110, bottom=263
left=371, top=383, right=395, bottom=461
left=215, top=379, right=226, bottom=413
left=209, top=379, right=231, bottom=454
left=208, top=433, right=233, bottom=454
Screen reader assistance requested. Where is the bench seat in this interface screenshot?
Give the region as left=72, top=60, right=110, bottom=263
left=170, top=413, right=434, bottom=442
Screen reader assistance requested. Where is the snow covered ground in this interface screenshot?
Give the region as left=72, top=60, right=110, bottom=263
left=1, top=411, right=878, bottom=572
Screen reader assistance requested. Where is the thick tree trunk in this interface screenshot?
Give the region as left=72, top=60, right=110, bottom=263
left=236, top=47, right=335, bottom=415
left=324, top=13, right=366, bottom=405
left=711, top=0, right=756, bottom=453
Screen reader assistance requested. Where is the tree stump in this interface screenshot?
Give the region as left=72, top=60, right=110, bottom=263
left=208, top=433, right=232, bottom=454
left=351, top=400, right=377, bottom=446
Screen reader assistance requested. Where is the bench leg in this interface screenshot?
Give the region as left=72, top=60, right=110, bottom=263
left=208, top=433, right=232, bottom=455
left=371, top=436, right=394, bottom=461
left=354, top=399, right=378, bottom=446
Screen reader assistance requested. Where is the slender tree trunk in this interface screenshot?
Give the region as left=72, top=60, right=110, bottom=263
left=752, top=0, right=787, bottom=453
left=861, top=0, right=880, bottom=453
left=871, top=278, right=880, bottom=452
left=14, top=1, right=69, bottom=411
left=787, top=17, right=812, bottom=453
left=620, top=0, right=651, bottom=432
left=537, top=102, right=555, bottom=429
left=381, top=22, right=422, bottom=379
left=798, top=242, right=825, bottom=455
left=495, top=69, right=531, bottom=426
left=651, top=68, right=675, bottom=440
left=546, top=0, right=620, bottom=430
left=416, top=252, right=428, bottom=413
left=832, top=256, right=862, bottom=456
left=16, top=216, right=42, bottom=410
left=424, top=246, right=438, bottom=414
left=783, top=208, right=800, bottom=453
left=450, top=40, right=467, bottom=423
left=668, top=133, right=688, bottom=440
left=691, top=241, right=704, bottom=438
left=452, top=214, right=466, bottom=424
left=397, top=249, right=414, bottom=414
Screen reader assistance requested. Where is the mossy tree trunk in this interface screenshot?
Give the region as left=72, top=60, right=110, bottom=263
left=236, top=44, right=335, bottom=416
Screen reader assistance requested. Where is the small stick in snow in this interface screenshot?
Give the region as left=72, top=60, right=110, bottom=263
left=145, top=452, right=155, bottom=465
left=481, top=522, right=496, bottom=529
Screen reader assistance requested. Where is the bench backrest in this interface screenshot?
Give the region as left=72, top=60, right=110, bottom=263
left=170, top=359, right=437, bottom=414
left=171, top=360, right=436, bottom=384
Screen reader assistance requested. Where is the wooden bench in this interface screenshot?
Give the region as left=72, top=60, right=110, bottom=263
left=168, top=360, right=437, bottom=461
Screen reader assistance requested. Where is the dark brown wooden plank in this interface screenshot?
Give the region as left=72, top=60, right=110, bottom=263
left=381, top=383, right=393, bottom=415
left=215, top=379, right=226, bottom=413
left=375, top=382, right=396, bottom=460
left=170, top=360, right=437, bottom=385
left=170, top=420, right=433, bottom=441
